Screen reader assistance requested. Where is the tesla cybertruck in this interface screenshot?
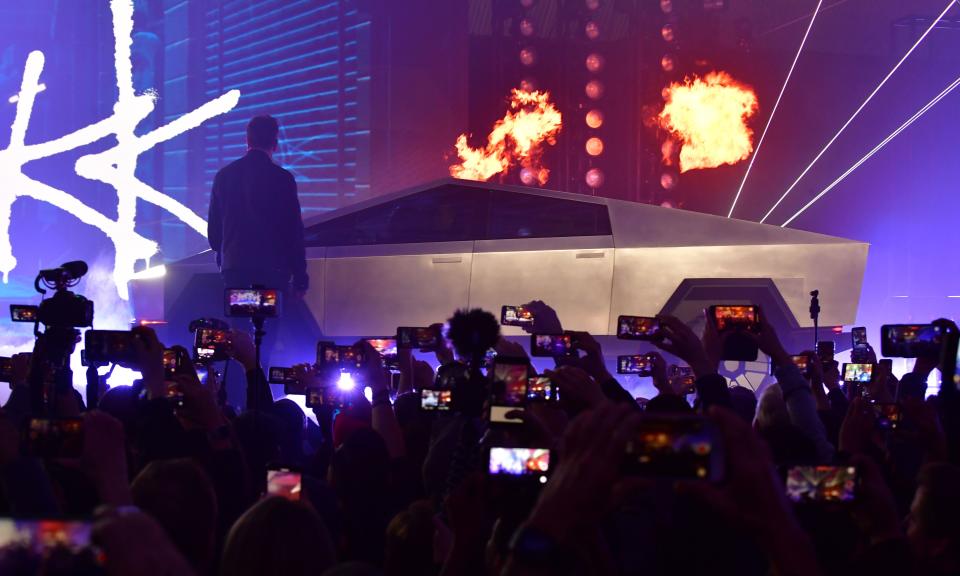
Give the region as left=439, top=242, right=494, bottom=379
left=134, top=179, right=868, bottom=353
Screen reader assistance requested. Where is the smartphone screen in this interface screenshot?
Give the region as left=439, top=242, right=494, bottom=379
left=268, top=366, right=297, bottom=385
left=337, top=346, right=364, bottom=370
left=0, top=357, right=13, bottom=383
left=623, top=417, right=722, bottom=481
left=194, top=328, right=230, bottom=362
left=530, top=334, right=574, bottom=357
left=84, top=330, right=138, bottom=364
left=421, top=388, right=453, bottom=411
left=266, top=468, right=302, bottom=501
left=397, top=326, right=441, bottom=349
left=9, top=304, right=39, bottom=323
left=842, top=363, right=874, bottom=383
left=488, top=447, right=550, bottom=482
left=490, top=360, right=528, bottom=424
left=162, top=348, right=182, bottom=379
left=786, top=466, right=857, bottom=503
left=316, top=341, right=336, bottom=365
left=711, top=305, right=760, bottom=332
left=501, top=305, right=534, bottom=327
left=617, top=354, right=653, bottom=376
left=772, top=354, right=812, bottom=376
left=616, top=316, right=660, bottom=340
left=527, top=376, right=557, bottom=401
left=669, top=365, right=696, bottom=393
left=852, top=327, right=868, bottom=348
left=881, top=324, right=946, bottom=358
left=365, top=338, right=398, bottom=369
left=224, top=288, right=281, bottom=318
left=27, top=418, right=84, bottom=458
left=0, top=518, right=98, bottom=560
left=872, top=402, right=902, bottom=430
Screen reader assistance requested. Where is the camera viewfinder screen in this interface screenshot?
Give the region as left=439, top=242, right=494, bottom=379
left=225, top=289, right=280, bottom=317
left=266, top=469, right=302, bottom=501
left=421, top=388, right=453, bottom=410
left=624, top=419, right=716, bottom=480
left=617, top=316, right=660, bottom=339
left=488, top=447, right=550, bottom=480
left=531, top=334, right=573, bottom=357
left=365, top=338, right=398, bottom=358
left=10, top=305, right=38, bottom=322
left=882, top=324, right=943, bottom=358
left=501, top=305, right=534, bottom=326
left=712, top=306, right=759, bottom=332
left=843, top=363, right=873, bottom=383
left=786, top=466, right=857, bottom=503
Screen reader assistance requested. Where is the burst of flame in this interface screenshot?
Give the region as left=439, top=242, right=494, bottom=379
left=659, top=71, right=758, bottom=173
left=449, top=89, right=562, bottom=185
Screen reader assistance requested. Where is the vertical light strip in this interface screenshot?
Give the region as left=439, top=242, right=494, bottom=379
left=760, top=0, right=957, bottom=223
left=782, top=74, right=960, bottom=227
left=727, top=0, right=823, bottom=219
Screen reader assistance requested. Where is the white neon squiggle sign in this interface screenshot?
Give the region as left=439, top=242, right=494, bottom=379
left=0, top=0, right=240, bottom=299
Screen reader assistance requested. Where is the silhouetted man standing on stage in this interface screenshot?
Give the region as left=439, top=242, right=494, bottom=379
left=208, top=115, right=313, bottom=368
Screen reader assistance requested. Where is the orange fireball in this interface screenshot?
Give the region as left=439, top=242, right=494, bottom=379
left=659, top=71, right=758, bottom=172
left=449, top=89, right=562, bottom=185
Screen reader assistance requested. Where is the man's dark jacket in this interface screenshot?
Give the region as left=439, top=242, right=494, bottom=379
left=207, top=149, right=308, bottom=290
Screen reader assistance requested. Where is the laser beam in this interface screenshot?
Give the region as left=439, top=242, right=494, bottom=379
left=759, top=0, right=957, bottom=224
left=781, top=73, right=960, bottom=228
left=727, top=0, right=822, bottom=218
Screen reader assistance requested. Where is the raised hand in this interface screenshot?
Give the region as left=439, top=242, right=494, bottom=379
left=544, top=365, right=605, bottom=410
left=654, top=314, right=713, bottom=377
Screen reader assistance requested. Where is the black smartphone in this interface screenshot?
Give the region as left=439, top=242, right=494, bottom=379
left=842, top=363, right=874, bottom=383
left=785, top=465, right=857, bottom=503
left=852, top=327, right=868, bottom=348
left=881, top=324, right=949, bottom=358
left=0, top=357, right=12, bottom=383
left=871, top=402, right=902, bottom=430
left=817, top=340, right=835, bottom=366
left=224, top=288, right=281, bottom=318
left=617, top=354, right=654, bottom=376
left=527, top=375, right=558, bottom=402
left=622, top=416, right=724, bottom=482
left=710, top=305, right=760, bottom=333
left=490, top=358, right=528, bottom=424
left=266, top=467, right=302, bottom=501
left=488, top=447, right=550, bottom=482
left=501, top=305, right=534, bottom=327
left=268, top=366, right=297, bottom=385
left=0, top=518, right=98, bottom=562
left=194, top=328, right=231, bottom=362
left=9, top=304, right=39, bottom=323
left=529, top=333, right=574, bottom=357
left=397, top=326, right=442, bottom=350
left=84, top=330, right=138, bottom=365
left=27, top=418, right=85, bottom=458
left=617, top=315, right=661, bottom=340
left=420, top=388, right=453, bottom=411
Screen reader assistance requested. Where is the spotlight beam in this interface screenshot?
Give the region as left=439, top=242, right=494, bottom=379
left=759, top=0, right=957, bottom=224
left=781, top=73, right=960, bottom=228
left=727, top=0, right=823, bottom=219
